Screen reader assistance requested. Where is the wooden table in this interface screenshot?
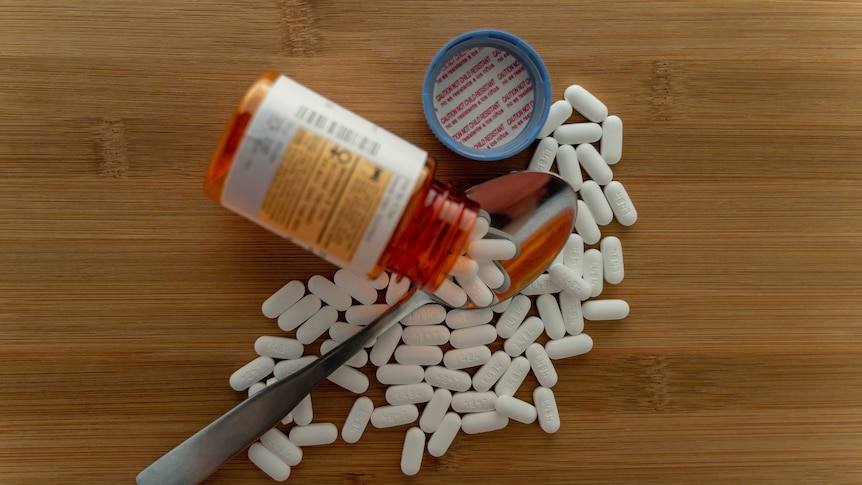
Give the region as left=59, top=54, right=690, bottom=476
left=2, top=1, right=861, bottom=484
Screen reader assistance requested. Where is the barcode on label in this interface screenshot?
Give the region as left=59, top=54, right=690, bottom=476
left=296, top=105, right=381, bottom=156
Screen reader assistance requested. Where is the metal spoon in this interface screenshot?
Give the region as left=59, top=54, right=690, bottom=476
left=137, top=171, right=577, bottom=485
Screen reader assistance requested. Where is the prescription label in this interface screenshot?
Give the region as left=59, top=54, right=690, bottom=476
left=222, top=75, right=426, bottom=274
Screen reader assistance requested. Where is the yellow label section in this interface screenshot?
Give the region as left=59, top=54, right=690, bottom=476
left=258, top=127, right=391, bottom=264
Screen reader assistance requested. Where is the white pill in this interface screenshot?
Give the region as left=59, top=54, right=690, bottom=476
left=342, top=396, right=373, bottom=444
left=580, top=180, right=614, bottom=225
left=548, top=263, right=592, bottom=300
left=370, top=404, right=419, bottom=428
left=277, top=294, right=321, bottom=332
left=334, top=268, right=378, bottom=305
left=385, top=275, right=412, bottom=306
left=369, top=324, right=402, bottom=366
left=533, top=386, right=561, bottom=433
left=555, top=144, right=583, bottom=191
left=273, top=355, right=317, bottom=380
left=494, top=356, right=530, bottom=397
left=307, top=275, right=351, bottom=311
left=266, top=377, right=278, bottom=386
left=477, top=261, right=506, bottom=289
left=574, top=200, right=601, bottom=245
left=401, top=304, right=447, bottom=326
left=575, top=143, right=613, bottom=186
left=328, top=322, right=372, bottom=347
left=562, top=233, right=585, bottom=275
left=424, top=366, right=472, bottom=392
left=528, top=136, right=559, bottom=172
left=254, top=336, right=304, bottom=360
left=261, top=280, right=305, bottom=319
left=281, top=413, right=293, bottom=426
left=467, top=238, right=517, bottom=261
left=491, top=297, right=512, bottom=313
left=537, top=294, right=566, bottom=340
left=320, top=339, right=367, bottom=368
left=432, top=278, right=469, bottom=307
left=558, top=292, right=585, bottom=335
left=289, top=423, right=338, bottom=446
left=230, top=356, right=275, bottom=391
left=449, top=255, right=479, bottom=276
left=260, top=428, right=302, bottom=466
left=427, top=412, right=461, bottom=457
left=600, top=236, right=624, bottom=284
left=296, top=305, right=337, bottom=345
left=494, top=395, right=537, bottom=424
left=248, top=381, right=266, bottom=398
left=583, top=299, right=630, bottom=320
left=376, top=363, right=424, bottom=385
left=419, top=388, right=452, bottom=433
left=446, top=307, right=493, bottom=329
left=450, top=324, right=497, bottom=349
left=401, top=325, right=450, bottom=346
left=564, top=84, right=608, bottom=122
left=386, top=382, right=435, bottom=406
left=519, top=274, right=563, bottom=296
left=553, top=122, right=602, bottom=145
left=345, top=304, right=389, bottom=325
left=504, top=316, right=544, bottom=357
left=394, top=345, right=443, bottom=366
left=495, top=294, right=530, bottom=339
left=248, top=442, right=290, bottom=482
left=604, top=181, right=637, bottom=226
left=292, top=394, right=313, bottom=426
left=526, top=343, right=558, bottom=387
left=443, top=345, right=492, bottom=370
left=600, top=115, right=623, bottom=164
left=468, top=215, right=490, bottom=242
left=401, top=427, right=425, bottom=476
left=583, top=249, right=604, bottom=298
left=545, top=334, right=594, bottom=360
left=474, top=353, right=514, bottom=395
left=367, top=271, right=390, bottom=290
left=451, top=391, right=497, bottom=413
left=461, top=411, right=509, bottom=434
left=536, top=99, right=574, bottom=139
left=327, top=365, right=369, bottom=394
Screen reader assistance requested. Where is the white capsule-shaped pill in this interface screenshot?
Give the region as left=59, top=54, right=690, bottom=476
left=345, top=304, right=389, bottom=326
left=272, top=355, right=317, bottom=380
left=583, top=249, right=604, bottom=298
left=292, top=394, right=313, bottom=426
left=334, top=268, right=378, bottom=305
left=277, top=294, right=321, bottom=332
left=562, top=233, right=584, bottom=275
left=472, top=350, right=512, bottom=393
left=450, top=324, right=497, bottom=349
left=504, top=316, right=544, bottom=357
left=367, top=271, right=390, bottom=290
left=600, top=115, right=623, bottom=164
left=443, top=345, right=492, bottom=370
left=248, top=442, right=290, bottom=482
left=559, top=292, right=585, bottom=335
left=424, top=366, right=472, bottom=392
left=432, top=278, right=469, bottom=308
left=461, top=411, right=509, bottom=434
left=564, top=84, right=608, bottom=122
left=494, top=356, right=530, bottom=397
left=537, top=294, right=566, bottom=340
left=394, top=345, right=443, bottom=366
left=604, top=181, right=637, bottom=226
left=446, top=307, right=493, bottom=329
left=554, top=122, right=603, bottom=145
left=468, top=215, right=490, bottom=242
left=495, top=395, right=537, bottom=424
left=260, top=428, right=302, bottom=466
left=289, top=423, right=338, bottom=446
left=526, top=343, right=558, bottom=387
left=386, top=382, right=435, bottom=405
left=536, top=99, right=574, bottom=139
left=533, top=386, right=561, bottom=433
left=385, top=275, right=412, bottom=306
left=491, top=297, right=512, bottom=313
left=401, top=324, right=450, bottom=346
left=342, top=396, right=373, bottom=444
left=574, top=200, right=601, bottom=245
left=449, top=255, right=479, bottom=276
left=575, top=143, right=613, bottom=186
left=427, top=412, right=461, bottom=457
left=369, top=323, right=402, bottom=367
left=327, top=365, right=369, bottom=394
left=600, top=236, right=624, bottom=284
left=583, top=299, right=630, bottom=320
left=328, top=322, right=372, bottom=347
left=548, top=264, right=592, bottom=301
left=545, top=334, right=594, bottom=360
left=262, top=280, right=305, bottom=319
left=495, top=294, right=531, bottom=339
left=401, top=304, right=447, bottom=326
left=451, top=391, right=497, bottom=413
left=254, top=336, right=304, bottom=360
left=401, top=427, right=425, bottom=476
left=468, top=238, right=518, bottom=261
left=419, top=388, right=452, bottom=433
left=519, top=273, right=563, bottom=296
left=555, top=144, right=583, bottom=191
left=376, top=363, right=424, bottom=385
left=320, top=339, right=367, bottom=368
left=580, top=180, right=614, bottom=225
left=370, top=404, right=419, bottom=428
left=477, top=261, right=506, bottom=290
left=248, top=381, right=266, bottom=398
left=528, top=136, right=559, bottom=172
left=296, top=305, right=337, bottom=345
left=307, top=275, right=351, bottom=311
left=230, top=356, right=275, bottom=392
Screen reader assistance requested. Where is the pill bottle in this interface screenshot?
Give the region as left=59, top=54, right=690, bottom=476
left=204, top=72, right=479, bottom=291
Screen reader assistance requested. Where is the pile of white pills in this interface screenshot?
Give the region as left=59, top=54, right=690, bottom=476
left=230, top=83, right=636, bottom=481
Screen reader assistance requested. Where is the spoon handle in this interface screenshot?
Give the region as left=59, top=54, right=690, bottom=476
left=137, top=287, right=433, bottom=485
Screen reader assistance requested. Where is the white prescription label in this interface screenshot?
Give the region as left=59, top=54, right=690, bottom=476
left=222, top=75, right=427, bottom=275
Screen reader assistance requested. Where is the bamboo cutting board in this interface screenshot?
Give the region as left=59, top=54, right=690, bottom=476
left=1, top=1, right=861, bottom=484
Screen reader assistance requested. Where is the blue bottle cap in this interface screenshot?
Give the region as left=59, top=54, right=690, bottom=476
left=422, top=30, right=551, bottom=161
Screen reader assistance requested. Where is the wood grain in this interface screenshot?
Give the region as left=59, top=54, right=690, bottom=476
left=1, top=1, right=861, bottom=484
